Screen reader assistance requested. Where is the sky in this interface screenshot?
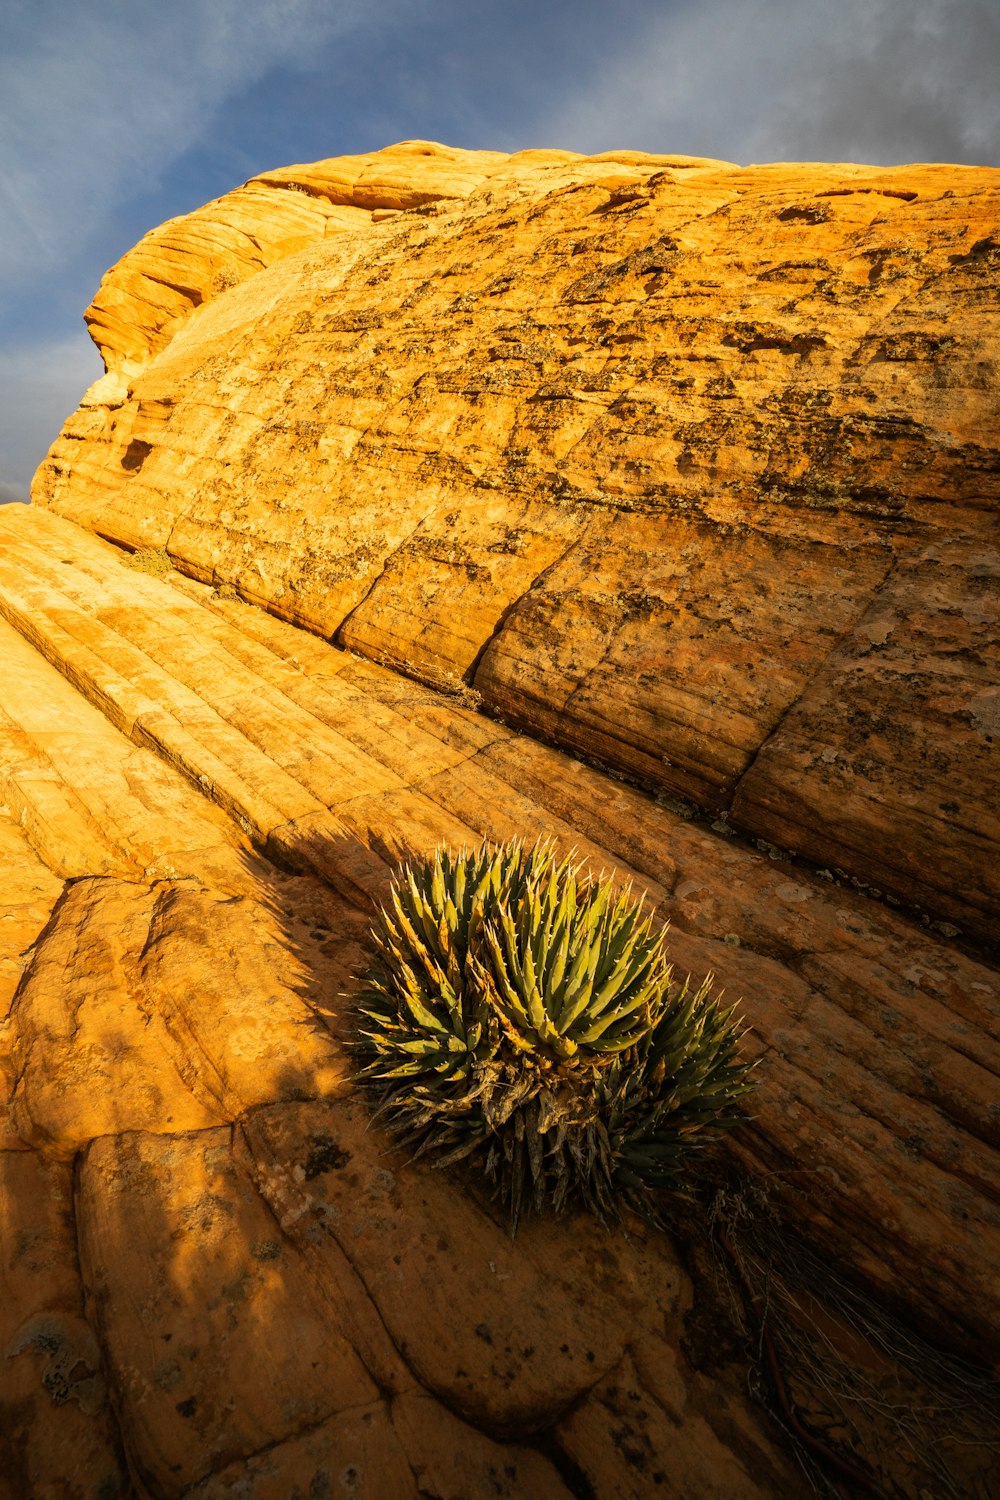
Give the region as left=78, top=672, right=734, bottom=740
left=1, top=0, right=998, bottom=502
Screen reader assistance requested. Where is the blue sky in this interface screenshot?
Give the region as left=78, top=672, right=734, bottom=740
left=2, top=0, right=998, bottom=501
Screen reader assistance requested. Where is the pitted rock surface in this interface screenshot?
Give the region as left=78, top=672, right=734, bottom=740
left=3, top=143, right=999, bottom=1499
left=34, top=143, right=1000, bottom=940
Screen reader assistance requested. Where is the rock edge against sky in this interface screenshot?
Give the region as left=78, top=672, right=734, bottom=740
left=2, top=142, right=998, bottom=1500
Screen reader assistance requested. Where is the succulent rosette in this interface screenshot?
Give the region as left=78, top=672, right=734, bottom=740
left=352, top=840, right=755, bottom=1226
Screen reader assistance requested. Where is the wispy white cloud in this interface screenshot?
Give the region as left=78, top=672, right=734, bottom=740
left=0, top=0, right=415, bottom=490
left=3, top=0, right=995, bottom=497
left=0, top=0, right=391, bottom=284
left=0, top=332, right=103, bottom=502
left=535, top=0, right=1000, bottom=166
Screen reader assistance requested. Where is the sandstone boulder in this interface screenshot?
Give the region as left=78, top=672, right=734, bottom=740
left=33, top=145, right=1000, bottom=941
left=3, top=143, right=999, bottom=1499
left=1, top=497, right=998, bottom=1496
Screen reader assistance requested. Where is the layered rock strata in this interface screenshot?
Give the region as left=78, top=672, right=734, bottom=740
left=34, top=142, right=1000, bottom=942
left=1, top=503, right=998, bottom=1499
left=4, top=142, right=999, bottom=1498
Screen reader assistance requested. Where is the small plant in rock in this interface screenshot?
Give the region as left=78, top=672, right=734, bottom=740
left=352, top=840, right=755, bottom=1228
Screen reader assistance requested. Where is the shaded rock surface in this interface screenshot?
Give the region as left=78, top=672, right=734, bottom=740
left=1, top=503, right=997, bottom=1499
left=2, top=143, right=999, bottom=1498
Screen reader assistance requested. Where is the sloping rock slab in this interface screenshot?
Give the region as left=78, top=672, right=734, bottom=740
left=1, top=503, right=998, bottom=1496
left=31, top=152, right=1000, bottom=939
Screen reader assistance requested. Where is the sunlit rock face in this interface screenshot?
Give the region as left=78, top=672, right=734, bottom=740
left=4, top=143, right=999, bottom=1499
left=35, top=141, right=1000, bottom=943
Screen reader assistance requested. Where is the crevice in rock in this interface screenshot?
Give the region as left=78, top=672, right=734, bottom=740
left=525, top=1430, right=600, bottom=1500
left=184, top=1398, right=392, bottom=1497
left=726, top=549, right=899, bottom=817
left=467, top=535, right=582, bottom=690
left=232, top=1115, right=416, bottom=1404
left=330, top=501, right=452, bottom=651
left=69, top=1144, right=137, bottom=1499
left=235, top=1106, right=623, bottom=1447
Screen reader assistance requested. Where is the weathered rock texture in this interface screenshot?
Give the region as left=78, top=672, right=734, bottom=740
left=35, top=141, right=1000, bottom=942
left=3, top=143, right=999, bottom=1499
left=1, top=503, right=998, bottom=1499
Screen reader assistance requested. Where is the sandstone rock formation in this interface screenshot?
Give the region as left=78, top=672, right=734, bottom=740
left=35, top=141, right=1000, bottom=943
left=3, top=142, right=999, bottom=1499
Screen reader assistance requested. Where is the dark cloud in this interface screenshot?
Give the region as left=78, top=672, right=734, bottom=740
left=538, top=0, right=1000, bottom=165
left=750, top=0, right=1000, bottom=165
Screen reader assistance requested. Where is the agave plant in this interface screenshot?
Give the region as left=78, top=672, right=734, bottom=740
left=352, top=840, right=755, bottom=1227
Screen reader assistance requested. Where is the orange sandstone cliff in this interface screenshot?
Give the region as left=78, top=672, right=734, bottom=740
left=2, top=141, right=999, bottom=1499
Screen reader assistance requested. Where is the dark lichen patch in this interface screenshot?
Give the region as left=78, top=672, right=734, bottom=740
left=722, top=321, right=827, bottom=355
left=251, top=1239, right=281, bottom=1262
left=122, top=546, right=172, bottom=577
left=777, top=203, right=832, bottom=224
left=871, top=331, right=957, bottom=362
left=303, top=1134, right=352, bottom=1180
left=950, top=235, right=1000, bottom=265
left=309, top=1471, right=333, bottom=1500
